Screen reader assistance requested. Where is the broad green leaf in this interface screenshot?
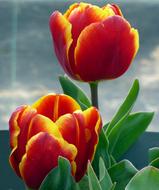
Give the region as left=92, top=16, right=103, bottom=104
left=108, top=112, right=129, bottom=154
left=148, top=147, right=159, bottom=163
left=126, top=166, right=159, bottom=190
left=59, top=75, right=91, bottom=110
left=106, top=79, right=139, bottom=135
left=40, top=157, right=77, bottom=190
left=92, top=129, right=111, bottom=177
left=88, top=162, right=102, bottom=190
left=111, top=112, right=154, bottom=160
left=108, top=160, right=138, bottom=190
left=99, top=158, right=113, bottom=190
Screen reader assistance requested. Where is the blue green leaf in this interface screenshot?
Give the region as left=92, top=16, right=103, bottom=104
left=110, top=112, right=154, bottom=160
left=106, top=79, right=139, bottom=136
left=59, top=75, right=91, bottom=110
left=108, top=160, right=138, bottom=190
left=149, top=147, right=159, bottom=163
left=126, top=166, right=159, bottom=190
left=88, top=162, right=102, bottom=190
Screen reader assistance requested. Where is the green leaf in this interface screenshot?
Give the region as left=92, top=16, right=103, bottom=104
left=103, top=122, right=110, bottom=131
left=150, top=158, right=159, bottom=168
left=108, top=160, right=138, bottom=190
left=59, top=75, right=91, bottom=110
left=106, top=79, right=139, bottom=135
left=110, top=183, right=117, bottom=190
left=40, top=157, right=77, bottom=190
left=149, top=147, right=159, bottom=163
left=99, top=158, right=113, bottom=190
left=88, top=162, right=102, bottom=190
left=111, top=112, right=154, bottom=160
left=92, top=129, right=111, bottom=177
left=110, top=155, right=117, bottom=166
left=126, top=166, right=159, bottom=190
left=108, top=112, right=129, bottom=154
left=77, top=175, right=89, bottom=190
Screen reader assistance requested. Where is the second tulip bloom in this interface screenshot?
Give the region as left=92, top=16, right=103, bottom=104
left=9, top=94, right=102, bottom=189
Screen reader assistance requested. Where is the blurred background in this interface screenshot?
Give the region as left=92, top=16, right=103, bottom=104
left=0, top=0, right=159, bottom=131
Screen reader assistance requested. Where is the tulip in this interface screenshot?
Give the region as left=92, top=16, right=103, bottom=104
left=50, top=2, right=139, bottom=82
left=9, top=94, right=102, bottom=189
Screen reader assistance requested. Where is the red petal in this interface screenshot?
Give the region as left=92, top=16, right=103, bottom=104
left=16, top=107, right=37, bottom=160
left=49, top=11, right=75, bottom=78
left=68, top=2, right=115, bottom=43
left=19, top=132, right=77, bottom=189
left=9, top=148, right=21, bottom=177
left=56, top=113, right=80, bottom=148
left=75, top=15, right=139, bottom=81
left=56, top=107, right=102, bottom=181
left=27, top=114, right=61, bottom=140
left=67, top=3, right=115, bottom=75
left=32, top=94, right=81, bottom=122
left=73, top=108, right=102, bottom=181
left=9, top=106, right=37, bottom=177
left=103, top=4, right=123, bottom=16
left=64, top=3, right=79, bottom=19
left=9, top=105, right=27, bottom=149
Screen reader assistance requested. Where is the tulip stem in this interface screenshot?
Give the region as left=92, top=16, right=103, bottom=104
left=90, top=82, right=98, bottom=109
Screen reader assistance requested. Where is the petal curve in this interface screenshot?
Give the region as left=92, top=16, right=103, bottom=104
left=75, top=15, right=139, bottom=81
left=9, top=105, right=27, bottom=149
left=32, top=94, right=81, bottom=122
left=49, top=11, right=75, bottom=77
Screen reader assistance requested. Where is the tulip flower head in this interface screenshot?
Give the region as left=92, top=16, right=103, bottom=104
left=9, top=94, right=102, bottom=189
left=50, top=3, right=139, bottom=82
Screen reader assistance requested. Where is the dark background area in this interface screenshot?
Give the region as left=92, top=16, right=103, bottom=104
left=0, top=0, right=159, bottom=131
left=1, top=131, right=159, bottom=189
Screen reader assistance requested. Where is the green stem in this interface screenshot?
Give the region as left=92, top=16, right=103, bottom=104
left=89, top=82, right=99, bottom=109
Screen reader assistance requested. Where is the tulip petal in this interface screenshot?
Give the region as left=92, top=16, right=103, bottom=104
left=56, top=113, right=80, bottom=148
left=56, top=107, right=102, bottom=181
left=9, top=105, right=27, bottom=149
left=68, top=2, right=115, bottom=42
left=73, top=108, right=102, bottom=181
left=75, top=15, right=139, bottom=81
left=27, top=114, right=61, bottom=140
left=16, top=107, right=37, bottom=159
left=103, top=4, right=123, bottom=16
left=49, top=11, right=75, bottom=78
left=64, top=3, right=79, bottom=18
left=9, top=106, right=37, bottom=177
left=9, top=148, right=21, bottom=177
left=19, top=132, right=77, bottom=189
left=32, top=94, right=81, bottom=122
left=67, top=3, right=115, bottom=75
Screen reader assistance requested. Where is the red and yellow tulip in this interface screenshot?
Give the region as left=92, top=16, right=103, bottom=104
left=9, top=94, right=102, bottom=189
left=50, top=3, right=139, bottom=82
